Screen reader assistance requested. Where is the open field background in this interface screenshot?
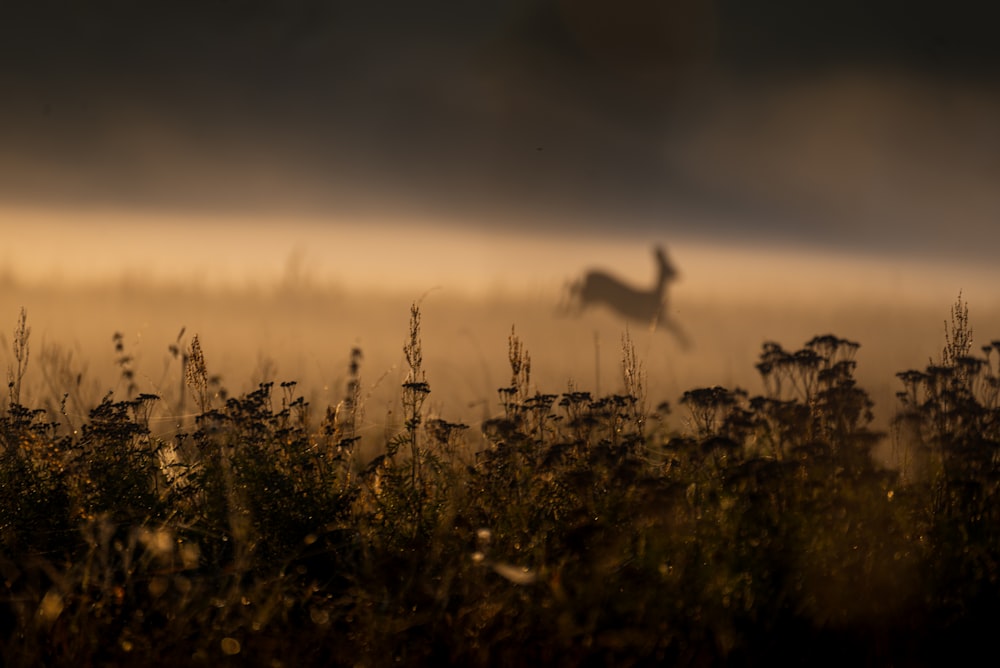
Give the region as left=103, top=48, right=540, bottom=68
left=4, top=218, right=1000, bottom=467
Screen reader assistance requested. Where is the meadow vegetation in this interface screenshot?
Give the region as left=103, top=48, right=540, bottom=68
left=1, top=296, right=999, bottom=666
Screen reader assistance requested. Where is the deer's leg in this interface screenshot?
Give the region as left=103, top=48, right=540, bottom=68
left=568, top=279, right=585, bottom=316
left=664, top=319, right=692, bottom=350
left=556, top=279, right=581, bottom=316
left=650, top=307, right=664, bottom=332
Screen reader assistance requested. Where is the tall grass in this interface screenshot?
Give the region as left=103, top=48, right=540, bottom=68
left=0, top=296, right=998, bottom=666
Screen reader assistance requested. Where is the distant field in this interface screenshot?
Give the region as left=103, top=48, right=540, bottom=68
left=3, top=274, right=1000, bottom=463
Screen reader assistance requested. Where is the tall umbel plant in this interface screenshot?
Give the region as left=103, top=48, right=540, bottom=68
left=400, top=303, right=430, bottom=487
left=362, top=304, right=438, bottom=546
left=893, top=293, right=1000, bottom=482
left=6, top=307, right=29, bottom=408
left=0, top=309, right=74, bottom=556
left=893, top=294, right=1000, bottom=623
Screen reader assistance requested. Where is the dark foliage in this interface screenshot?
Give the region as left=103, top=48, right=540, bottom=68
left=0, top=300, right=998, bottom=666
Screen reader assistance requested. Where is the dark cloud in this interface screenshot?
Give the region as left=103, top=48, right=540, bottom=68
left=717, top=1, right=1000, bottom=72
left=2, top=1, right=999, bottom=260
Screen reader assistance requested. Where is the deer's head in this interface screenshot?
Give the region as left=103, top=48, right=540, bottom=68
left=655, top=246, right=677, bottom=286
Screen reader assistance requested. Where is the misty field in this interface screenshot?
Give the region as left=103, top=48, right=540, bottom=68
left=2, top=285, right=1000, bottom=666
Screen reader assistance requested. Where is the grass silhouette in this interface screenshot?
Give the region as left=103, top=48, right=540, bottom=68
left=0, top=296, right=997, bottom=666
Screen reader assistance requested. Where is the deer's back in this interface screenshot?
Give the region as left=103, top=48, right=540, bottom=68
left=579, top=271, right=661, bottom=320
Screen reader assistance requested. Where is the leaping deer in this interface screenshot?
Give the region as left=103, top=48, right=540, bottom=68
left=563, top=245, right=690, bottom=347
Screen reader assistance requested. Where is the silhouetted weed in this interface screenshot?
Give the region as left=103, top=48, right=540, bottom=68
left=0, top=297, right=998, bottom=665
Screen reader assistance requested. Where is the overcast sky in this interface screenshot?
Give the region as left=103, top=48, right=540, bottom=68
left=3, top=1, right=999, bottom=264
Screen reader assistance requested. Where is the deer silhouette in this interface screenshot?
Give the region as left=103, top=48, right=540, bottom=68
left=564, top=245, right=689, bottom=347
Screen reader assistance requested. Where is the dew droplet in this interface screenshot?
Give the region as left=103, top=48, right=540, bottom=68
left=221, top=637, right=241, bottom=655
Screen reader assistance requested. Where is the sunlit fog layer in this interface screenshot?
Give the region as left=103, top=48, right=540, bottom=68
left=5, top=204, right=998, bottom=303
left=4, top=207, right=1000, bottom=460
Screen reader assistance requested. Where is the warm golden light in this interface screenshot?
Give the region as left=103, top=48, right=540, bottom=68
left=4, top=202, right=1000, bottom=451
